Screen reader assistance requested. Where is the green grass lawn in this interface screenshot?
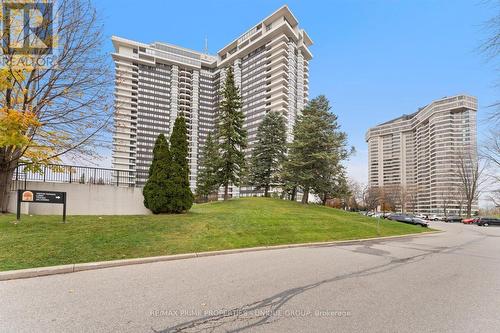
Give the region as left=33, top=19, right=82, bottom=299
left=0, top=197, right=431, bottom=271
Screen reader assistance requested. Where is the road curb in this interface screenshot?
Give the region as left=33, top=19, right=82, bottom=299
left=0, top=230, right=442, bottom=281
left=0, top=264, right=74, bottom=281
left=73, top=253, right=198, bottom=272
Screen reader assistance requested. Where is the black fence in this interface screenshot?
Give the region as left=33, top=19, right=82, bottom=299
left=11, top=163, right=135, bottom=190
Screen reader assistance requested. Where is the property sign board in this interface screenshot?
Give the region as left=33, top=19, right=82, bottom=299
left=17, top=190, right=67, bottom=222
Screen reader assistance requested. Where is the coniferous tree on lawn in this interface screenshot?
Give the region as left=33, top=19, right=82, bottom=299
left=317, top=165, right=350, bottom=206
left=143, top=134, right=174, bottom=214
left=196, top=132, right=220, bottom=200
left=249, top=111, right=287, bottom=197
left=217, top=67, right=247, bottom=200
left=170, top=115, right=194, bottom=212
left=284, top=95, right=353, bottom=204
left=281, top=168, right=299, bottom=201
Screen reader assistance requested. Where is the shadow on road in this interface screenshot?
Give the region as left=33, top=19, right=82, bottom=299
left=154, top=235, right=486, bottom=333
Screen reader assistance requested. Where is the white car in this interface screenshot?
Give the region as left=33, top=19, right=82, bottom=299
left=428, top=214, right=442, bottom=221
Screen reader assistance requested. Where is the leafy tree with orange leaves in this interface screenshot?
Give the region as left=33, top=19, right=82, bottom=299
left=0, top=0, right=112, bottom=212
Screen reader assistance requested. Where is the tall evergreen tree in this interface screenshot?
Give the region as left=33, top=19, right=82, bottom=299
left=317, top=165, right=350, bottom=206
left=196, top=132, right=220, bottom=199
left=281, top=168, right=299, bottom=201
left=249, top=111, right=287, bottom=197
left=217, top=67, right=247, bottom=200
left=143, top=134, right=174, bottom=214
left=169, top=115, right=193, bottom=212
left=284, top=95, right=352, bottom=204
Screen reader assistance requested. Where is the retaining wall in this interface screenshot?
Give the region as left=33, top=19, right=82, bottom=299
left=7, top=182, right=151, bottom=215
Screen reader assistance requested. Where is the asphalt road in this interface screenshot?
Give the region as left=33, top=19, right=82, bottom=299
left=1, top=222, right=500, bottom=333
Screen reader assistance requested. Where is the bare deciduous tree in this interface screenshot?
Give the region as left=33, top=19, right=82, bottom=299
left=439, top=187, right=454, bottom=218
left=455, top=152, right=485, bottom=218
left=405, top=184, right=419, bottom=214
left=482, top=129, right=500, bottom=207
left=347, top=178, right=363, bottom=210
left=393, top=184, right=416, bottom=214
left=364, top=186, right=380, bottom=212
left=480, top=0, right=500, bottom=208
left=483, top=129, right=500, bottom=168
left=480, top=0, right=500, bottom=62
left=382, top=185, right=399, bottom=213
left=454, top=186, right=466, bottom=216
left=0, top=0, right=112, bottom=212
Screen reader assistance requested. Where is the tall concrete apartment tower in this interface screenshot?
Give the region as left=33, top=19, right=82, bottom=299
left=366, top=95, right=478, bottom=215
left=112, top=6, right=312, bottom=193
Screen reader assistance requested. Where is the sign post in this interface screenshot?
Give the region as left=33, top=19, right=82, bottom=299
left=17, top=190, right=67, bottom=223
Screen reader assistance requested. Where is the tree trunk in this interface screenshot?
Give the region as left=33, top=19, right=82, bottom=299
left=302, top=187, right=309, bottom=204
left=322, top=193, right=327, bottom=206
left=0, top=164, right=16, bottom=213
left=264, top=186, right=269, bottom=197
left=291, top=187, right=297, bottom=201
left=224, top=184, right=229, bottom=201
left=466, top=201, right=472, bottom=218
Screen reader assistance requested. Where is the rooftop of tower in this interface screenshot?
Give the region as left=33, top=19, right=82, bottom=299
left=217, top=5, right=313, bottom=66
left=112, top=5, right=312, bottom=69
left=365, top=94, right=478, bottom=141
left=371, top=94, right=477, bottom=128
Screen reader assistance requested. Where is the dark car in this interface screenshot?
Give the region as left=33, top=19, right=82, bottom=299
left=477, top=217, right=500, bottom=227
left=445, top=216, right=462, bottom=223
left=387, top=214, right=409, bottom=222
left=388, top=214, right=428, bottom=227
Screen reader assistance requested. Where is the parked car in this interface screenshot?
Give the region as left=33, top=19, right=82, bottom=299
left=477, top=217, right=500, bottom=227
left=409, top=217, right=430, bottom=227
left=388, top=214, right=429, bottom=227
left=427, top=214, right=442, bottom=221
left=382, top=212, right=393, bottom=219
left=445, top=216, right=462, bottom=223
left=462, top=218, right=478, bottom=224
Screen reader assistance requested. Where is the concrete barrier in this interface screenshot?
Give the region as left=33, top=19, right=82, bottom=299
left=7, top=181, right=151, bottom=215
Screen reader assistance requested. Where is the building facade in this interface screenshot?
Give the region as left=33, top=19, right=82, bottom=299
left=111, top=6, right=312, bottom=192
left=366, top=95, right=478, bottom=215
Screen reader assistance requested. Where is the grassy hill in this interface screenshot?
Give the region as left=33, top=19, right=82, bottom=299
left=0, top=197, right=430, bottom=271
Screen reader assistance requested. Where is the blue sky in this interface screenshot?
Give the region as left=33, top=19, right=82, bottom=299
left=95, top=0, right=499, bottom=184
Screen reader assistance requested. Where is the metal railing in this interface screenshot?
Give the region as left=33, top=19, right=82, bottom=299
left=11, top=163, right=135, bottom=190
